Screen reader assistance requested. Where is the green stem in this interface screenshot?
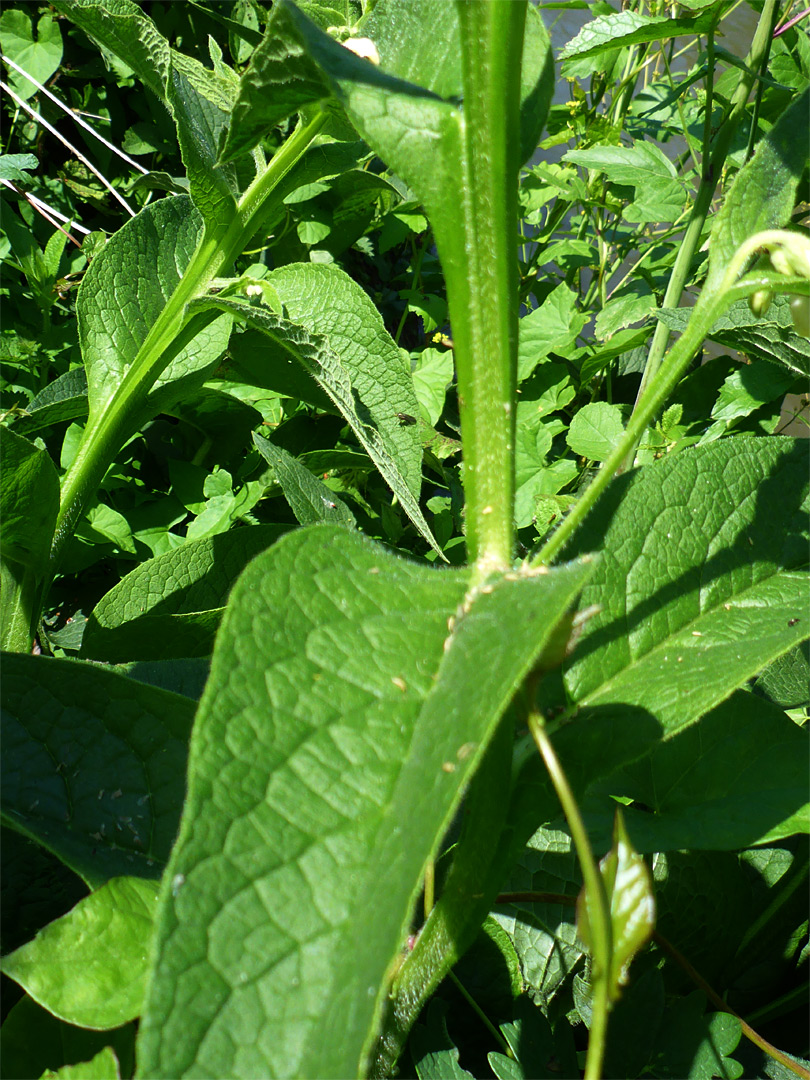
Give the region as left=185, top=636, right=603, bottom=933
left=623, top=0, right=778, bottom=468
left=49, top=110, right=327, bottom=578
left=527, top=712, right=612, bottom=1080
left=446, top=0, right=525, bottom=582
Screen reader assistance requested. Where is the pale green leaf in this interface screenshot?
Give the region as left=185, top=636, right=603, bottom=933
left=0, top=10, right=63, bottom=100
left=559, top=9, right=719, bottom=62
left=412, top=347, right=453, bottom=426
left=566, top=401, right=625, bottom=462
left=40, top=1044, right=121, bottom=1080
left=253, top=432, right=355, bottom=528
left=2, top=877, right=159, bottom=1029
left=577, top=811, right=655, bottom=1002
left=1, top=654, right=194, bottom=887
left=518, top=284, right=588, bottom=381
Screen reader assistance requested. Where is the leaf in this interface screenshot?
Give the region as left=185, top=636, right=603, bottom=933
left=412, top=347, right=453, bottom=427
left=566, top=402, right=626, bottom=462
left=410, top=1000, right=474, bottom=1080
left=0, top=427, right=60, bottom=569
left=1, top=654, right=194, bottom=887
left=81, top=523, right=287, bottom=662
left=498, top=995, right=579, bottom=1080
left=559, top=8, right=719, bottom=63
left=705, top=88, right=810, bottom=296
left=2, top=877, right=159, bottom=1029
left=0, top=152, right=39, bottom=183
left=0, top=9, right=63, bottom=100
left=77, top=196, right=231, bottom=425
left=656, top=295, right=810, bottom=379
left=40, top=1045, right=121, bottom=1080
left=112, top=657, right=211, bottom=701
left=753, top=641, right=810, bottom=709
left=518, top=284, right=588, bottom=381
left=577, top=811, right=655, bottom=1002
left=581, top=691, right=809, bottom=853
left=560, top=437, right=809, bottom=765
left=50, top=0, right=169, bottom=101
left=650, top=993, right=743, bottom=1080
left=0, top=995, right=134, bottom=1080
left=253, top=432, right=355, bottom=528
left=136, top=527, right=593, bottom=1078
left=13, top=368, right=89, bottom=435
left=710, top=360, right=797, bottom=423
left=565, top=142, right=684, bottom=222
left=193, top=288, right=441, bottom=555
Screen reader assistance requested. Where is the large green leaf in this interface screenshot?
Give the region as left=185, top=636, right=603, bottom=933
left=558, top=8, right=720, bottom=63
left=2, top=876, right=159, bottom=1029
left=81, top=523, right=287, bottom=663
left=1, top=655, right=194, bottom=888
left=580, top=691, right=809, bottom=853
left=77, top=197, right=231, bottom=424
left=0, top=426, right=60, bottom=569
left=137, top=527, right=592, bottom=1078
left=560, top=437, right=808, bottom=763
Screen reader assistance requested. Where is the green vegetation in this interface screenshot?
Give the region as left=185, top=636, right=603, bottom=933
left=1, top=2, right=808, bottom=1077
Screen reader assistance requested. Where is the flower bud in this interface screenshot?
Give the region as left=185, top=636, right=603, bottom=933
left=790, top=295, right=810, bottom=339
left=749, top=288, right=772, bottom=318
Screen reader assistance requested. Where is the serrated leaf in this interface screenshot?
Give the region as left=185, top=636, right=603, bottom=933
left=559, top=9, right=719, bottom=62
left=1, top=655, right=194, bottom=887
left=581, top=691, right=809, bottom=852
left=577, top=811, right=655, bottom=1003
left=518, top=284, right=588, bottom=381
left=253, top=431, right=355, bottom=528
left=81, top=523, right=287, bottom=662
left=136, top=528, right=593, bottom=1078
left=41, top=1045, right=121, bottom=1080
left=705, top=89, right=810, bottom=297
left=77, top=196, right=231, bottom=424
left=0, top=426, right=60, bottom=569
left=566, top=401, right=625, bottom=462
left=2, top=877, right=159, bottom=1029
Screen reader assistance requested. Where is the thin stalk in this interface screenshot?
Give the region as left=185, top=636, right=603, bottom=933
left=623, top=0, right=778, bottom=469
left=49, top=110, right=327, bottom=582
left=449, top=0, right=525, bottom=582
left=448, top=971, right=512, bottom=1057
left=528, top=712, right=611, bottom=1080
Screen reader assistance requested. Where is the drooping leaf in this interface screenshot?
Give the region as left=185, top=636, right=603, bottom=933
left=81, top=523, right=287, bottom=662
left=253, top=432, right=355, bottom=528
left=137, top=527, right=592, bottom=1079
left=77, top=196, right=231, bottom=424
left=2, top=876, right=159, bottom=1029
left=193, top=289, right=440, bottom=554
left=0, top=426, right=60, bottom=569
left=1, top=655, right=194, bottom=887
left=577, top=811, right=656, bottom=1002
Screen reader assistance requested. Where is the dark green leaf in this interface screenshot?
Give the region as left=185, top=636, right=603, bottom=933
left=253, top=432, right=355, bottom=528
left=12, top=368, right=89, bottom=435
left=1, top=654, right=194, bottom=887
left=81, top=523, right=287, bottom=662
left=40, top=1045, right=121, bottom=1080
left=0, top=427, right=60, bottom=569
